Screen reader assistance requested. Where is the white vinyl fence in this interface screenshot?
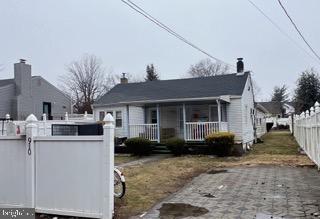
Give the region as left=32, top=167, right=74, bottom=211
left=0, top=114, right=114, bottom=219
left=0, top=112, right=93, bottom=137
left=292, top=101, right=320, bottom=167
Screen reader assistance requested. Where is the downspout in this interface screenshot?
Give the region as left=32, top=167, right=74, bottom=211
left=126, top=105, right=130, bottom=138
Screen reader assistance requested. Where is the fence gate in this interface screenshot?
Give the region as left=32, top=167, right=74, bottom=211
left=0, top=114, right=115, bottom=219
left=0, top=136, right=29, bottom=208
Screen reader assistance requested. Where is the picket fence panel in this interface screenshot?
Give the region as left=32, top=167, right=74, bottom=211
left=292, top=101, right=320, bottom=168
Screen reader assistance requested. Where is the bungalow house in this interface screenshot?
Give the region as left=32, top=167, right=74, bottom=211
left=0, top=59, right=71, bottom=120
left=93, top=59, right=256, bottom=147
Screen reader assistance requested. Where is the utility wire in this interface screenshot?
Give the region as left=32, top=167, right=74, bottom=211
left=277, top=0, right=320, bottom=62
left=247, top=0, right=319, bottom=64
left=121, top=0, right=236, bottom=69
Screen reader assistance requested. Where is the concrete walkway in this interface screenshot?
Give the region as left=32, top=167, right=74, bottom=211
left=142, top=166, right=320, bottom=219
left=117, top=154, right=171, bottom=168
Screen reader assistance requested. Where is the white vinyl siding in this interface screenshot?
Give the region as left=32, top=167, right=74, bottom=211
left=256, top=109, right=267, bottom=138
left=128, top=106, right=144, bottom=125
left=227, top=98, right=242, bottom=142
left=241, top=76, right=255, bottom=146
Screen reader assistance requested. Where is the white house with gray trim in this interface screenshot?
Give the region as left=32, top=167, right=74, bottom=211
left=0, top=59, right=71, bottom=120
left=93, top=60, right=256, bottom=146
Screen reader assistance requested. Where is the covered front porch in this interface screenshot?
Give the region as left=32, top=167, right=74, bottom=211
left=128, top=100, right=229, bottom=142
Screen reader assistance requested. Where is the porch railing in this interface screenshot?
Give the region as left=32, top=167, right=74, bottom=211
left=129, top=124, right=159, bottom=142
left=185, top=122, right=228, bottom=141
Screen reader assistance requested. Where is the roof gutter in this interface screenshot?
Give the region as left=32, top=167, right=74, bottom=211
left=92, top=95, right=241, bottom=107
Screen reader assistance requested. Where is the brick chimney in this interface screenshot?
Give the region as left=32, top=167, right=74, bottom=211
left=120, top=73, right=128, bottom=84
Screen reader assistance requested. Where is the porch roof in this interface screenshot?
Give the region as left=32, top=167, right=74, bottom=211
left=94, top=72, right=249, bottom=106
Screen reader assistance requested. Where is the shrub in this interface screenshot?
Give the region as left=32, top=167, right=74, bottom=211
left=205, top=132, right=235, bottom=157
left=125, top=137, right=153, bottom=156
left=166, top=138, right=186, bottom=156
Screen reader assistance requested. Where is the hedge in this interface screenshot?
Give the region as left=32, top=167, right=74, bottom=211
left=166, top=138, right=186, bottom=156
left=205, top=132, right=235, bottom=156
left=125, top=137, right=153, bottom=156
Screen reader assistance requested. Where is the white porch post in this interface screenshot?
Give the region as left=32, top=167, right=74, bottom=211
left=183, top=103, right=186, bottom=141
left=217, top=100, right=221, bottom=131
left=156, top=104, right=160, bottom=143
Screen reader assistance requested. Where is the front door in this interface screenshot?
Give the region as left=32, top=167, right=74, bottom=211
left=43, top=102, right=52, bottom=120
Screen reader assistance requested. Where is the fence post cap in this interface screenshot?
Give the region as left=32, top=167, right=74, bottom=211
left=26, top=114, right=38, bottom=123
left=315, top=101, right=320, bottom=107
left=103, top=113, right=115, bottom=125
left=310, top=107, right=315, bottom=114
left=306, top=110, right=310, bottom=117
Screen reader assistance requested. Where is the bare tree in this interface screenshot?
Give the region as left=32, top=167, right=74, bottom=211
left=187, top=58, right=230, bottom=77
left=60, top=54, right=107, bottom=114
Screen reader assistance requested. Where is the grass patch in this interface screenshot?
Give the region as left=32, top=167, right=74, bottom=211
left=114, top=131, right=313, bottom=218
left=251, top=131, right=299, bottom=155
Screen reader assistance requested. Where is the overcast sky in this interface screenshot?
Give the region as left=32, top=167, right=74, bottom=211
left=1, top=0, right=319, bottom=101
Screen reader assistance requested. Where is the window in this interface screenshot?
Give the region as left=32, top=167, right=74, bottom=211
left=151, top=110, right=157, bottom=124
left=99, top=111, right=105, bottom=121
left=221, top=104, right=227, bottom=122
left=107, top=111, right=113, bottom=116
left=116, top=111, right=122, bottom=128
left=210, top=105, right=218, bottom=122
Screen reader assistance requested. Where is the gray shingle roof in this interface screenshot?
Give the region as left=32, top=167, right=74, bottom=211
left=94, top=72, right=249, bottom=106
left=0, top=79, right=14, bottom=87
left=258, top=101, right=283, bottom=115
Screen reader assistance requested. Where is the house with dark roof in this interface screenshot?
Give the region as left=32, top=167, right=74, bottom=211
left=257, top=101, right=295, bottom=128
left=93, top=60, right=256, bottom=146
left=0, top=59, right=71, bottom=120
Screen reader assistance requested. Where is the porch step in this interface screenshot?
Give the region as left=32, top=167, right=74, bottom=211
left=152, top=145, right=171, bottom=154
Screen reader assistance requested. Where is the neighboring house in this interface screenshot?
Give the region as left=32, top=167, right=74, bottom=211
left=258, top=101, right=295, bottom=128
left=255, top=103, right=268, bottom=138
left=93, top=59, right=256, bottom=147
left=0, top=59, right=71, bottom=120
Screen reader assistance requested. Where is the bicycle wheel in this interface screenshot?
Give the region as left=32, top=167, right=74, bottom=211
left=114, top=170, right=126, bottom=198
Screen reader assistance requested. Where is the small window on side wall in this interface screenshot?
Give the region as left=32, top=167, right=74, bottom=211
left=99, top=111, right=105, bottom=121
left=116, top=111, right=122, bottom=128
left=151, top=110, right=157, bottom=124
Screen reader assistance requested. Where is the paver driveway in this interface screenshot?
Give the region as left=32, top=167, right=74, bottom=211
left=142, top=166, right=320, bottom=219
